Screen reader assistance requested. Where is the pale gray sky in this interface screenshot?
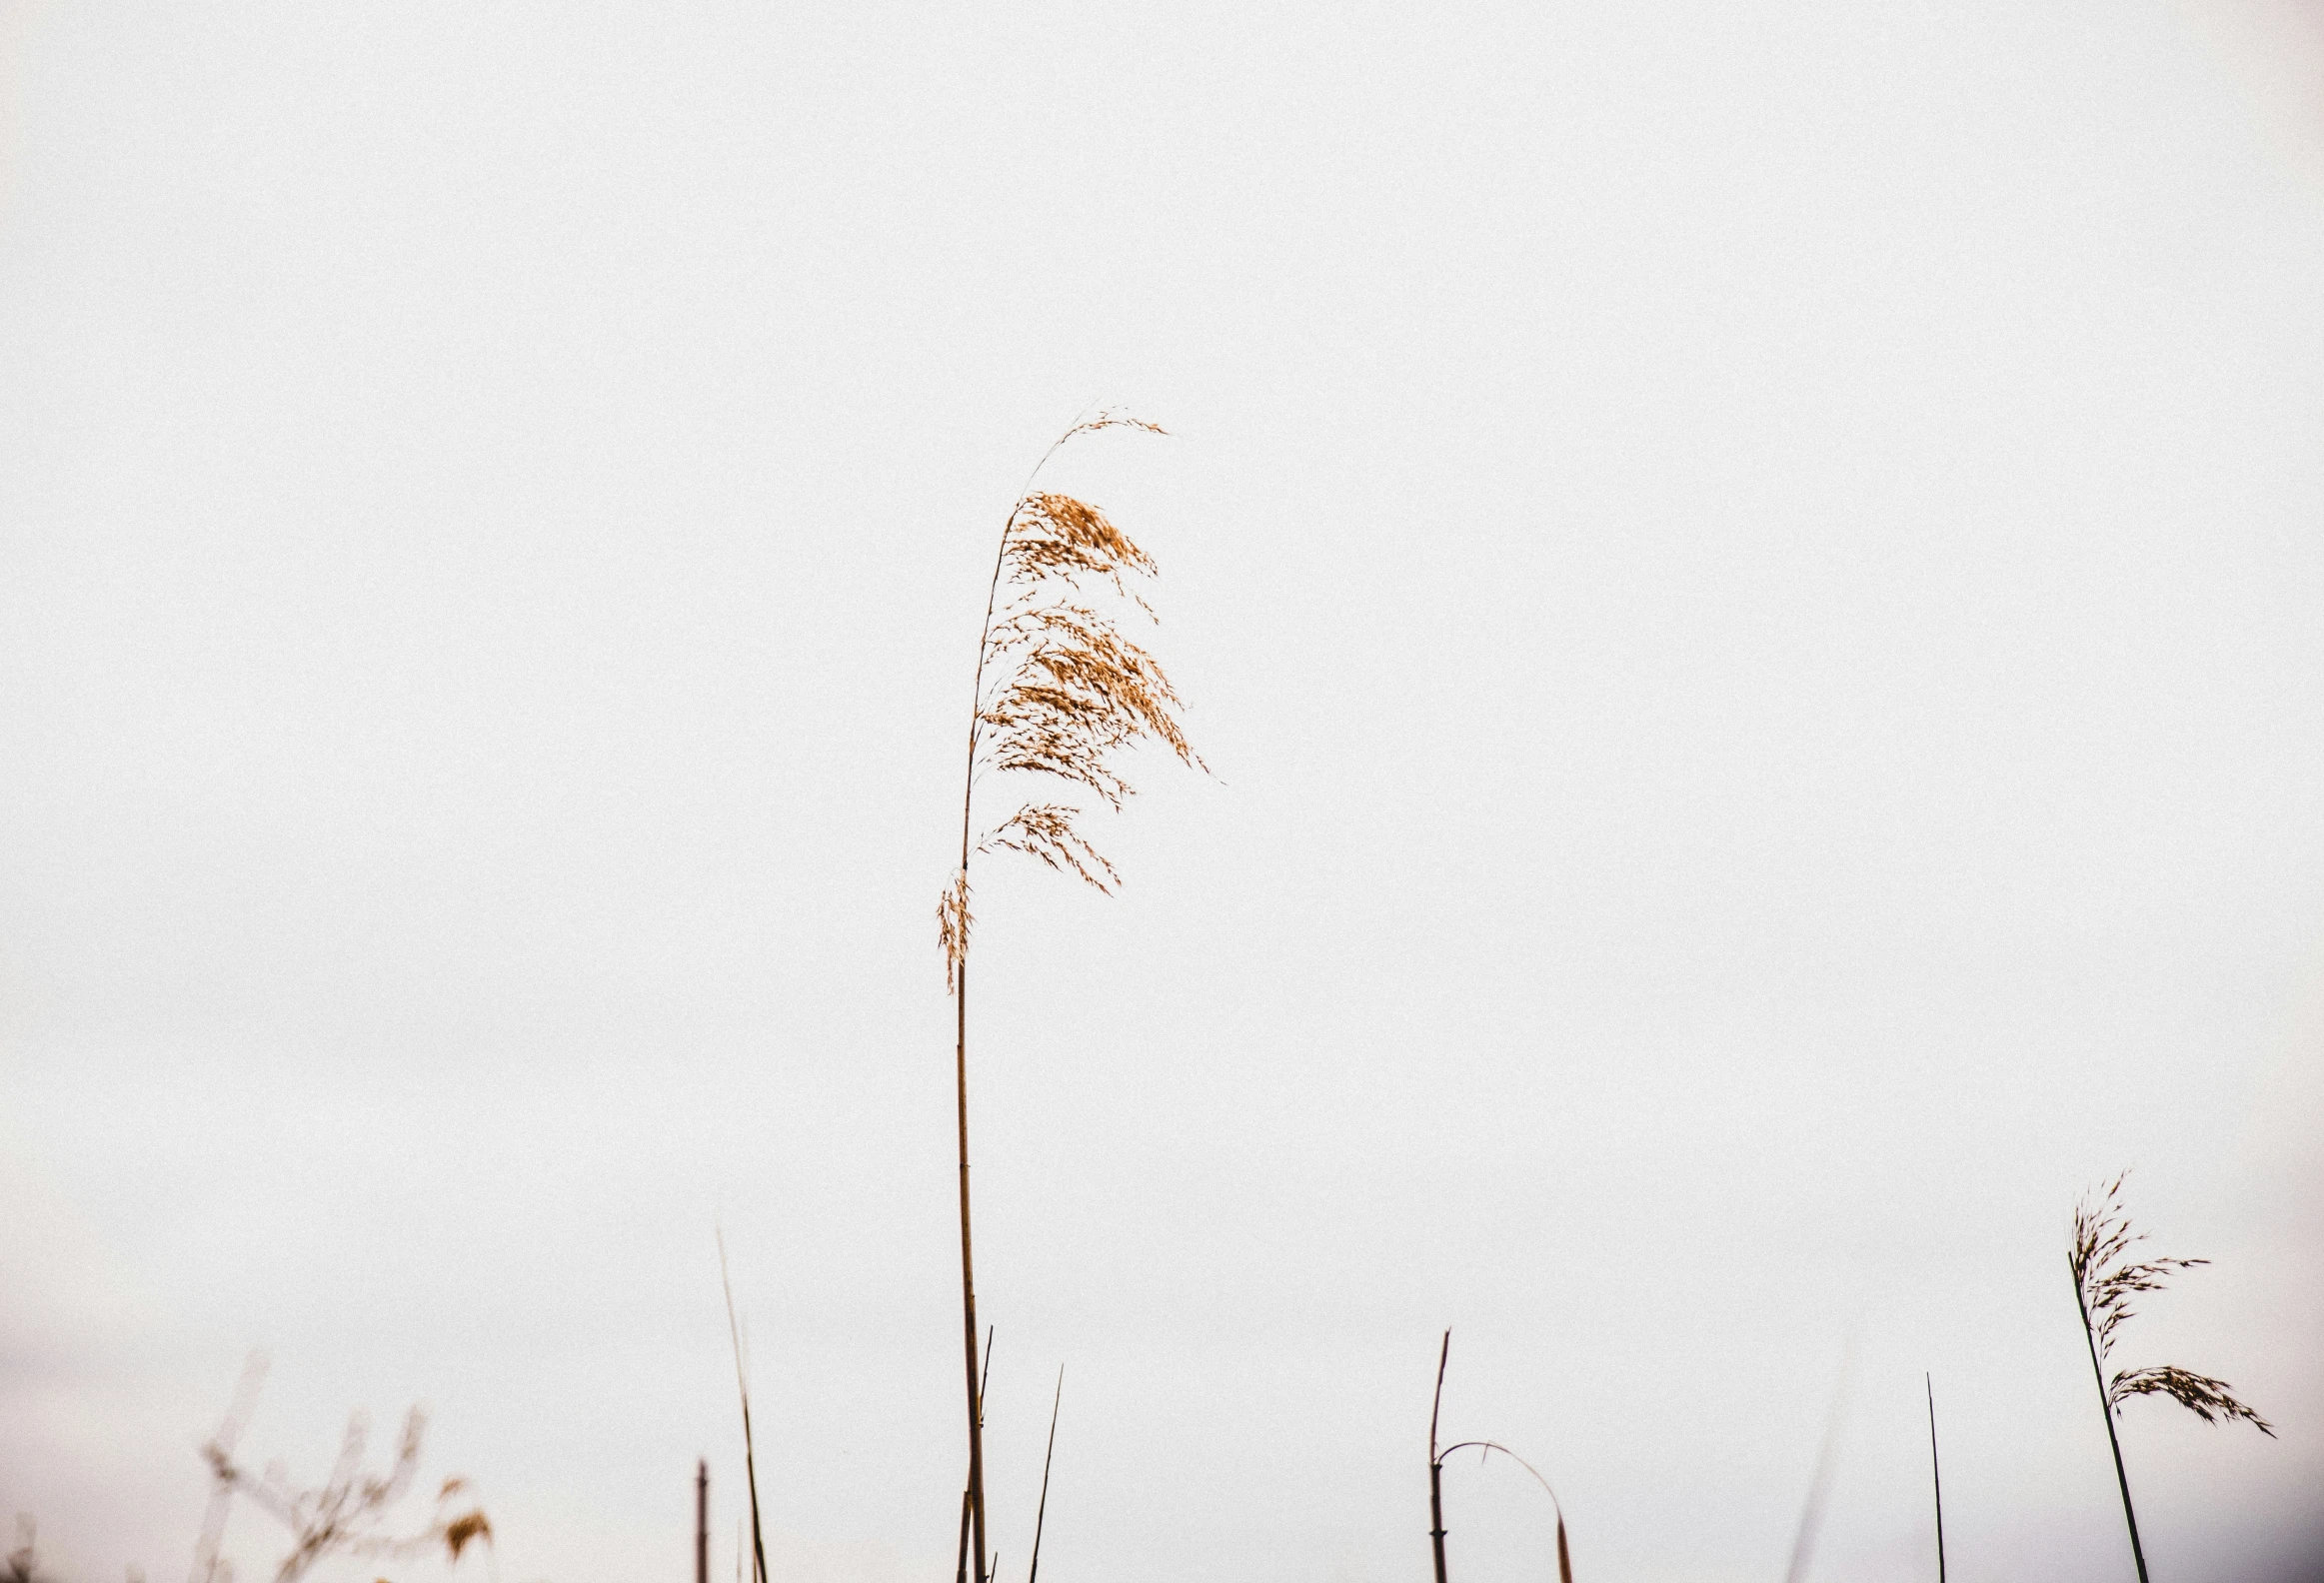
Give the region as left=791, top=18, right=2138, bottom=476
left=3, top=3, right=2322, bottom=1581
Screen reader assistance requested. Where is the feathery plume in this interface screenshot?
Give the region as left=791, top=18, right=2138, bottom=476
left=937, top=417, right=1200, bottom=985
left=2070, top=1172, right=2272, bottom=1436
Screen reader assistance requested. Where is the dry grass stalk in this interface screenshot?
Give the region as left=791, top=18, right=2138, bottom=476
left=1925, top=1374, right=1946, bottom=1583
left=934, top=412, right=1197, bottom=1583
left=2069, top=1172, right=2273, bottom=1583
left=1427, top=1332, right=1450, bottom=1583
left=1025, top=1366, right=1065, bottom=1583
left=1427, top=1332, right=1575, bottom=1583
left=696, top=1459, right=710, bottom=1583
left=718, top=1231, right=771, bottom=1583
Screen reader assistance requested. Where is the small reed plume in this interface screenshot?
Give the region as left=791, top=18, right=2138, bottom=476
left=2068, top=1171, right=2273, bottom=1583
left=934, top=412, right=1200, bottom=1583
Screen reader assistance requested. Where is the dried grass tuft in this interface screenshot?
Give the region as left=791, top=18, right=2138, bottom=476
left=189, top=1365, right=491, bottom=1583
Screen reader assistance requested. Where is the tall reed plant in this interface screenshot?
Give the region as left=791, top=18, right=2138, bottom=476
left=936, top=413, right=1201, bottom=1583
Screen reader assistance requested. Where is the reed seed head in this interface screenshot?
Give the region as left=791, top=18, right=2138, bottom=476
left=938, top=415, right=1202, bottom=988
left=2069, top=1171, right=2273, bottom=1437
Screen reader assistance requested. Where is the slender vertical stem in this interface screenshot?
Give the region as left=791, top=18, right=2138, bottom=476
left=1428, top=1331, right=1450, bottom=1583
left=696, top=1460, right=709, bottom=1583
left=1027, top=1367, right=1065, bottom=1583
left=952, top=478, right=1045, bottom=1583
left=958, top=1331, right=996, bottom=1583
left=2074, top=1264, right=2148, bottom=1583
left=1923, top=1376, right=1945, bottom=1583
left=957, top=969, right=988, bottom=1583
left=719, top=1236, right=771, bottom=1583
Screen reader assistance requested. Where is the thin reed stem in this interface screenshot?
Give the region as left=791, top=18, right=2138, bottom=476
left=1924, top=1375, right=1945, bottom=1583
left=949, top=442, right=1070, bottom=1583
left=1428, top=1331, right=1450, bottom=1583
left=696, top=1459, right=709, bottom=1583
left=954, top=968, right=987, bottom=1583
left=718, top=1232, right=770, bottom=1583
left=1027, top=1367, right=1065, bottom=1583
left=2075, top=1266, right=2149, bottom=1583
left=957, top=1328, right=995, bottom=1583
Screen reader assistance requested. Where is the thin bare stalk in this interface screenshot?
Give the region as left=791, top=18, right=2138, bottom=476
left=954, top=970, right=987, bottom=1583
left=718, top=1232, right=770, bottom=1583
left=2075, top=1255, right=2150, bottom=1583
left=1925, top=1375, right=1945, bottom=1583
left=1026, top=1367, right=1065, bottom=1583
left=1428, top=1331, right=1450, bottom=1583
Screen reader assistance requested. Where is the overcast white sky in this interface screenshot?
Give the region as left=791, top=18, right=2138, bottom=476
left=4, top=3, right=2323, bottom=1581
